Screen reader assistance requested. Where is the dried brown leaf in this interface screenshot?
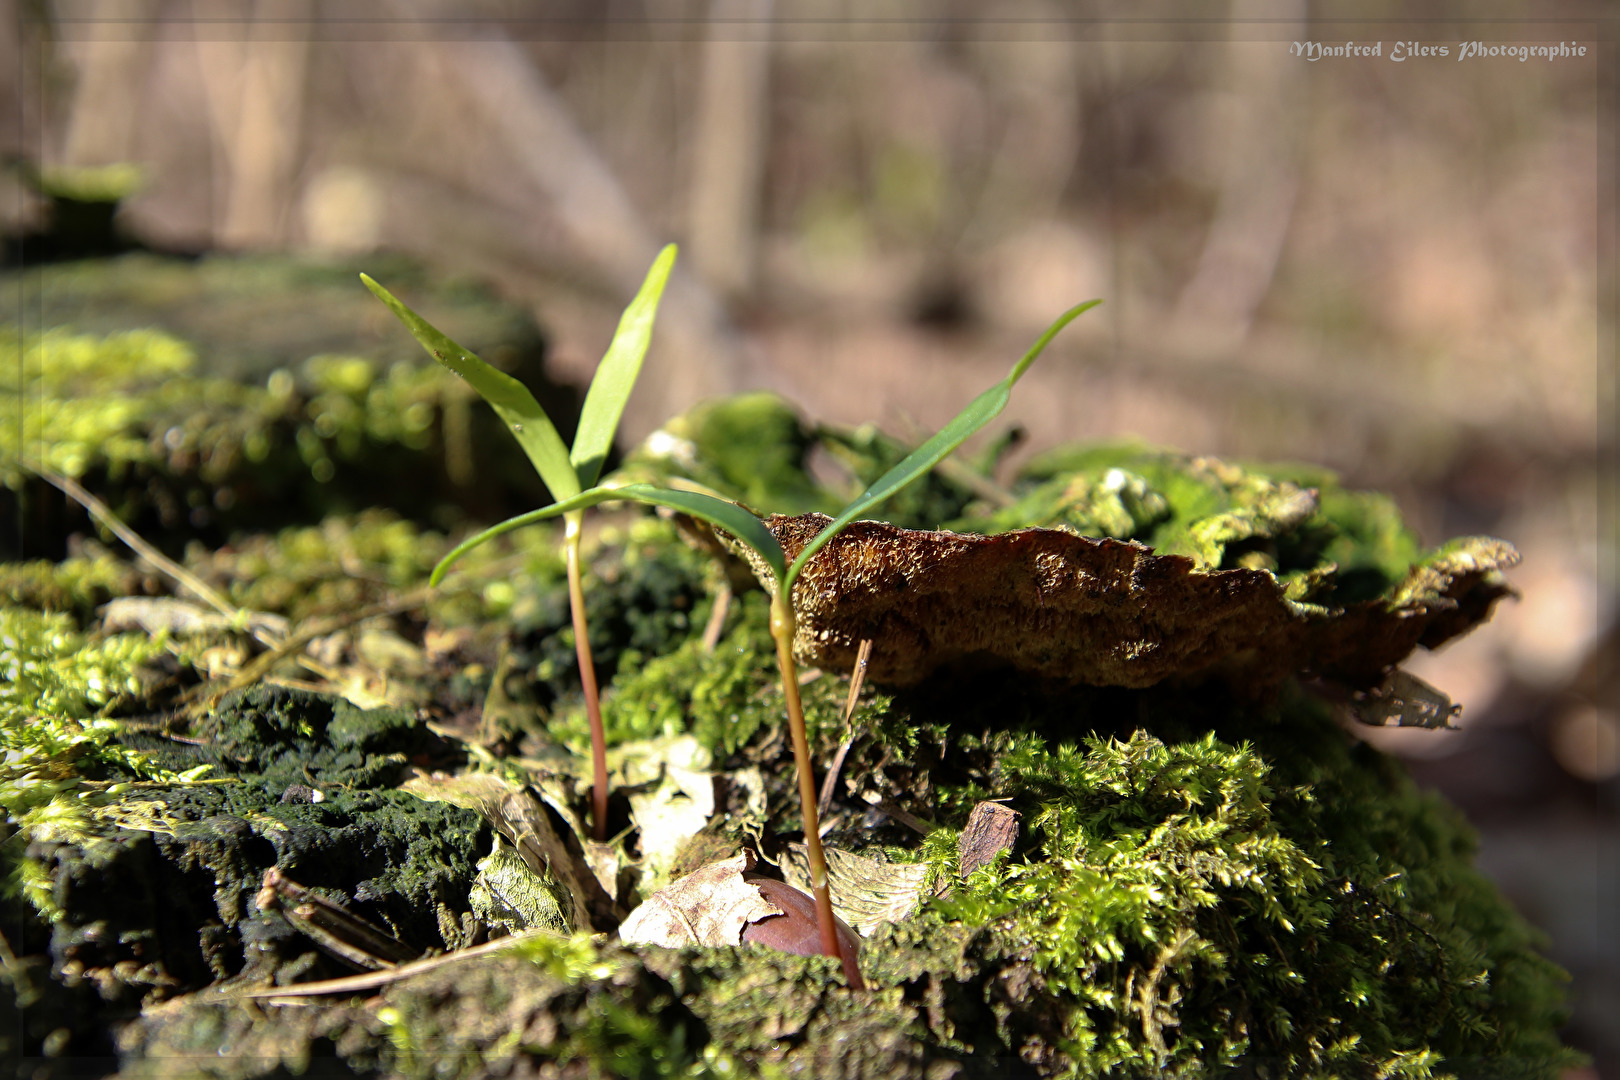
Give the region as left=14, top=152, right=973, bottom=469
left=618, top=852, right=781, bottom=948
left=780, top=843, right=931, bottom=935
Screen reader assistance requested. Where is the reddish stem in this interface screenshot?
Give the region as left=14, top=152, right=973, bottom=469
left=770, top=592, right=865, bottom=990
left=566, top=518, right=609, bottom=842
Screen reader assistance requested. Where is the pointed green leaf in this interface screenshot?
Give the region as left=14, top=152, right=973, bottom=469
left=784, top=299, right=1101, bottom=593
left=361, top=274, right=580, bottom=501
left=572, top=244, right=678, bottom=489
left=430, top=483, right=785, bottom=588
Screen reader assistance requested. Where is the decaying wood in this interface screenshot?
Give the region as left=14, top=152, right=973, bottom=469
left=256, top=868, right=420, bottom=970
left=730, top=514, right=1518, bottom=692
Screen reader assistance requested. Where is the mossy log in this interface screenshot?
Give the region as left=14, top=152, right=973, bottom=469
left=0, top=304, right=1579, bottom=1078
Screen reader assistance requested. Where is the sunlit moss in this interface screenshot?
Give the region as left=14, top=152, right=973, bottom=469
left=0, top=554, right=142, bottom=619
left=0, top=323, right=514, bottom=539
left=970, top=443, right=1424, bottom=596
left=571, top=588, right=852, bottom=759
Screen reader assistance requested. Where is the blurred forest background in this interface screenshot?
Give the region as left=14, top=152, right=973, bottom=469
left=2, top=0, right=1613, bottom=1072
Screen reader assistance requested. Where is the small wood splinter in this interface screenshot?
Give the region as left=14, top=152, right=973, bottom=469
left=818, top=637, right=874, bottom=820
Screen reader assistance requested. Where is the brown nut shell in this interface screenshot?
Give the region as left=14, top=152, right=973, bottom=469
left=740, top=874, right=862, bottom=961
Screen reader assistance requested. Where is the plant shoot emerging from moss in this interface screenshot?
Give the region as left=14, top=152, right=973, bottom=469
left=362, top=245, right=677, bottom=841
left=432, top=299, right=1101, bottom=986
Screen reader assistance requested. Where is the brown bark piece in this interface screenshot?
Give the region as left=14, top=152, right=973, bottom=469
left=958, top=802, right=1021, bottom=878
left=728, top=514, right=1517, bottom=692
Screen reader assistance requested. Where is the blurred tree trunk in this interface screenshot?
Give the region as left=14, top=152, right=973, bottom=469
left=194, top=0, right=312, bottom=249
left=1168, top=0, right=1304, bottom=351
left=687, top=0, right=774, bottom=302
left=61, top=0, right=156, bottom=168
left=418, top=30, right=745, bottom=429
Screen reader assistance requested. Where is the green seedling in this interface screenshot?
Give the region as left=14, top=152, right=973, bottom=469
left=431, top=299, right=1101, bottom=987
left=362, top=245, right=678, bottom=842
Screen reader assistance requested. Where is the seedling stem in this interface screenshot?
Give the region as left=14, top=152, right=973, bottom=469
left=418, top=297, right=1101, bottom=986
left=770, top=591, right=864, bottom=989
left=565, top=512, right=610, bottom=841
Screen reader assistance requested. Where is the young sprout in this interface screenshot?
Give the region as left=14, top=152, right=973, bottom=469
left=430, top=298, right=1101, bottom=987
left=361, top=245, right=677, bottom=842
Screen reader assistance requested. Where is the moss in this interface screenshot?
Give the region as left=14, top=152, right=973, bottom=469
left=623, top=391, right=979, bottom=527
left=13, top=685, right=491, bottom=1036
left=121, top=948, right=711, bottom=1080
left=0, top=605, right=213, bottom=835
left=0, top=553, right=144, bottom=620
left=0, top=326, right=463, bottom=549
left=960, top=444, right=1424, bottom=607
left=28, top=636, right=1570, bottom=1079
left=0, top=253, right=549, bottom=391
left=907, top=719, right=1568, bottom=1077
left=0, top=382, right=1576, bottom=1076
left=168, top=507, right=566, bottom=628
left=0, top=255, right=574, bottom=554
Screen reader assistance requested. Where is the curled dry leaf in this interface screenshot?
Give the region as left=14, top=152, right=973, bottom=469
left=468, top=836, right=571, bottom=937
left=731, top=514, right=1518, bottom=692
left=780, top=843, right=932, bottom=936
left=619, top=852, right=864, bottom=963
left=618, top=852, right=779, bottom=948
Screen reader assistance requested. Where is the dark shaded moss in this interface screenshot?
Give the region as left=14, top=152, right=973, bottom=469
left=123, top=947, right=707, bottom=1080
left=515, top=521, right=716, bottom=715
left=13, top=686, right=491, bottom=1066
left=1, top=253, right=578, bottom=559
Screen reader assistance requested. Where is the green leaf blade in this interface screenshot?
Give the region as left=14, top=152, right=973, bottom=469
left=571, top=244, right=678, bottom=489
left=429, top=483, right=785, bottom=588
left=361, top=274, right=580, bottom=501
left=785, top=298, right=1101, bottom=592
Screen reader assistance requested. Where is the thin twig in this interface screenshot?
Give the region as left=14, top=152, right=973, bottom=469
left=700, top=580, right=732, bottom=653
left=875, top=800, right=937, bottom=835
left=227, top=931, right=558, bottom=999
left=817, top=638, right=872, bottom=818
left=840, top=639, right=873, bottom=727
left=28, top=462, right=278, bottom=647
left=195, top=588, right=432, bottom=710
